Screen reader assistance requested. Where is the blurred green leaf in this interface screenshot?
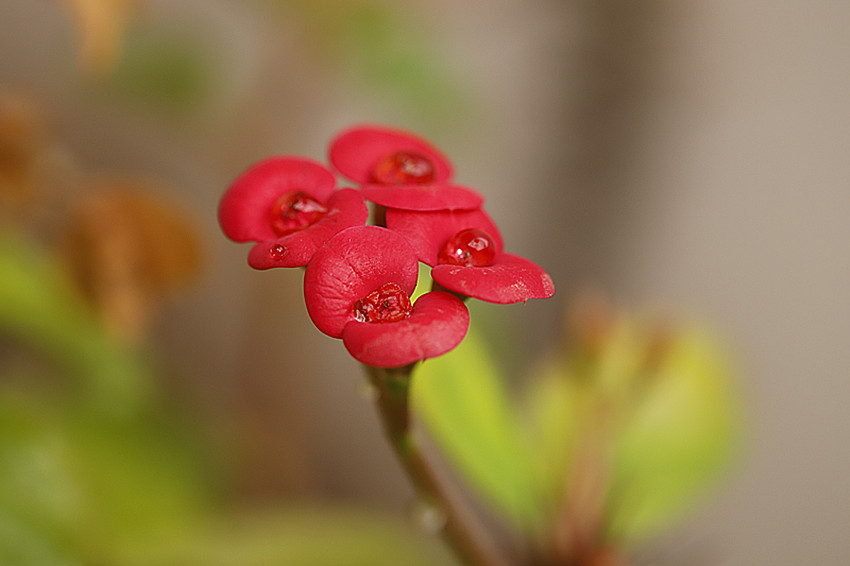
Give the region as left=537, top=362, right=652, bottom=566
left=523, top=315, right=741, bottom=550
left=64, top=410, right=213, bottom=550
left=0, top=395, right=83, bottom=566
left=606, top=328, right=740, bottom=542
left=121, top=507, right=450, bottom=566
left=0, top=388, right=214, bottom=565
left=0, top=231, right=150, bottom=412
left=341, top=3, right=464, bottom=116
left=277, top=0, right=467, bottom=122
left=108, top=24, right=214, bottom=113
left=523, top=359, right=584, bottom=519
left=413, top=326, right=543, bottom=528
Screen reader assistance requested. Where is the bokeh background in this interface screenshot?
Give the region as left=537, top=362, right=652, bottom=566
left=1, top=1, right=848, bottom=565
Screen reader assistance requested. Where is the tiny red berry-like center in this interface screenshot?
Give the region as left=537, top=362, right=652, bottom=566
left=352, top=282, right=414, bottom=323
left=371, top=151, right=436, bottom=185
left=269, top=191, right=328, bottom=236
left=438, top=228, right=497, bottom=267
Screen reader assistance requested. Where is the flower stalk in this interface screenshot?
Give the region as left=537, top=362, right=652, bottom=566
left=364, top=364, right=511, bottom=566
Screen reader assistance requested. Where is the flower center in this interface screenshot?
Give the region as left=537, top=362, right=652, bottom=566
left=269, top=191, right=328, bottom=236
left=352, top=282, right=413, bottom=323
left=438, top=228, right=496, bottom=267
left=371, top=151, right=436, bottom=185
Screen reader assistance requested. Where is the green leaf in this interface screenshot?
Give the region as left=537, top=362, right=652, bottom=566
left=413, top=325, right=543, bottom=528
left=0, top=389, right=213, bottom=565
left=522, top=359, right=584, bottom=519
left=0, top=232, right=151, bottom=413
left=63, top=410, right=213, bottom=548
left=606, top=327, right=741, bottom=542
left=121, top=507, right=450, bottom=566
left=0, top=396, right=83, bottom=566
left=108, top=24, right=215, bottom=113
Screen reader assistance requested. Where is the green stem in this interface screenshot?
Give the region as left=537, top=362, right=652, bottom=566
left=364, top=364, right=510, bottom=566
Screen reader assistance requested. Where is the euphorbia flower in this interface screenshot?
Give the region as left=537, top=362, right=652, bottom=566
left=218, top=156, right=367, bottom=269
left=386, top=208, right=555, bottom=304
left=328, top=125, right=483, bottom=211
left=304, top=225, right=470, bottom=368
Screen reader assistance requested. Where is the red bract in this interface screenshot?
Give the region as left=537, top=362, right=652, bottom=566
left=304, top=226, right=469, bottom=368
left=328, top=125, right=483, bottom=211
left=432, top=254, right=556, bottom=305
left=386, top=208, right=555, bottom=304
left=218, top=157, right=368, bottom=268
left=386, top=208, right=504, bottom=266
left=329, top=125, right=453, bottom=185
left=343, top=291, right=470, bottom=368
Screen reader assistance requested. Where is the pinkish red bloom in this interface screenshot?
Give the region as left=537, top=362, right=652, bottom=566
left=386, top=208, right=555, bottom=304
left=218, top=156, right=368, bottom=269
left=304, top=225, right=470, bottom=368
left=328, top=125, right=483, bottom=211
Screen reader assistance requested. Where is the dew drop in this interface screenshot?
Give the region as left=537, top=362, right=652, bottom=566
left=352, top=282, right=413, bottom=323
left=408, top=499, right=447, bottom=535
left=438, top=228, right=496, bottom=267
left=269, top=244, right=287, bottom=260
left=269, top=190, right=327, bottom=236
left=371, top=151, right=436, bottom=185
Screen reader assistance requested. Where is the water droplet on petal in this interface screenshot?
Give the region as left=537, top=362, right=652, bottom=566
left=269, top=244, right=287, bottom=260
left=438, top=228, right=496, bottom=267
left=371, top=151, right=436, bottom=185
left=352, top=282, right=413, bottom=323
left=269, top=191, right=327, bottom=236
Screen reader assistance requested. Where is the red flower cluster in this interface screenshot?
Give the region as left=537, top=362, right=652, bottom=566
left=219, top=125, right=555, bottom=368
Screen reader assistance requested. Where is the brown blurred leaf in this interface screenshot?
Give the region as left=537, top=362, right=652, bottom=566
left=57, top=0, right=139, bottom=76
left=62, top=180, right=203, bottom=343
left=0, top=90, right=48, bottom=211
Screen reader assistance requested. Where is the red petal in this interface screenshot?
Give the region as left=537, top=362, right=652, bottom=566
left=342, top=291, right=469, bottom=368
left=304, top=226, right=419, bottom=338
left=361, top=183, right=483, bottom=211
left=328, top=125, right=453, bottom=185
left=247, top=189, right=368, bottom=269
left=219, top=157, right=337, bottom=242
left=386, top=208, right=503, bottom=265
left=431, top=253, right=556, bottom=304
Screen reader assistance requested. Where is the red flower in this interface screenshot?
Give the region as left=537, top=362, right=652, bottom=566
left=304, top=226, right=470, bottom=368
left=328, top=125, right=483, bottom=211
left=218, top=157, right=367, bottom=269
left=386, top=208, right=555, bottom=304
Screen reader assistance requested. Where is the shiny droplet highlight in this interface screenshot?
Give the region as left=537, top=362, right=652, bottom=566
left=408, top=499, right=447, bottom=535
left=438, top=228, right=496, bottom=267
left=268, top=244, right=287, bottom=260
left=352, top=282, right=413, bottom=323
left=269, top=190, right=327, bottom=236
left=371, top=151, right=436, bottom=185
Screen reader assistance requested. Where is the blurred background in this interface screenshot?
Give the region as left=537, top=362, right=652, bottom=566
left=0, top=0, right=848, bottom=565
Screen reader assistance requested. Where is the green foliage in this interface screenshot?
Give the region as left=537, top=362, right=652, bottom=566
left=108, top=25, right=215, bottom=113
left=523, top=359, right=584, bottom=517
left=0, top=232, right=150, bottom=413
left=605, top=328, right=740, bottom=542
left=0, top=232, right=209, bottom=562
left=414, top=315, right=741, bottom=548
left=274, top=0, right=467, bottom=122
left=121, top=508, right=449, bottom=566
left=413, top=326, right=545, bottom=528
left=0, top=231, right=444, bottom=565
left=0, top=395, right=82, bottom=566
left=0, top=393, right=213, bottom=566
